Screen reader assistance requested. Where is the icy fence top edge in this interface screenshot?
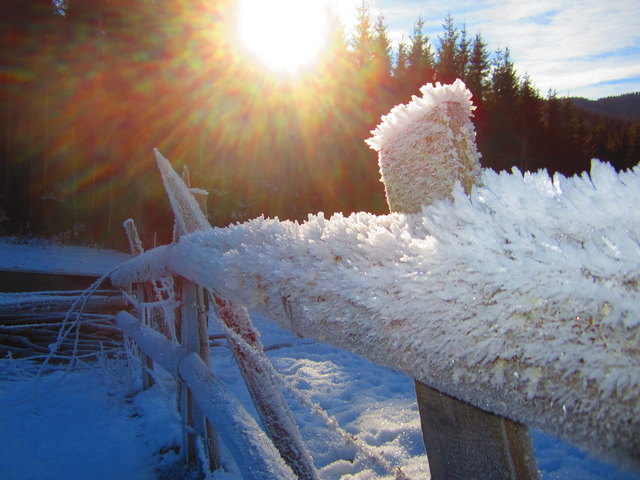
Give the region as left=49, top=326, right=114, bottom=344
left=365, top=79, right=474, bottom=152
left=111, top=161, right=640, bottom=471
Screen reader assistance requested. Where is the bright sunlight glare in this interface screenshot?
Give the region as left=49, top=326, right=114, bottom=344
left=238, top=0, right=328, bottom=73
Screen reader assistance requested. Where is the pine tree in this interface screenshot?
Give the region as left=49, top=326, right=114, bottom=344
left=480, top=48, right=521, bottom=171
left=516, top=74, right=543, bottom=171
left=321, top=6, right=350, bottom=73
left=394, top=35, right=409, bottom=79
left=372, top=13, right=392, bottom=82
left=456, top=24, right=470, bottom=82
left=350, top=0, right=374, bottom=68
left=406, top=16, right=434, bottom=93
left=436, top=13, right=459, bottom=84
left=464, top=33, right=490, bottom=104
left=490, top=48, right=519, bottom=105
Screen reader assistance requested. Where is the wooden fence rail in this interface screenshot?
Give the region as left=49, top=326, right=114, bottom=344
left=115, top=310, right=297, bottom=480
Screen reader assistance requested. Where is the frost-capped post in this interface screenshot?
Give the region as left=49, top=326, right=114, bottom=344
left=367, top=79, right=539, bottom=479
left=366, top=79, right=481, bottom=213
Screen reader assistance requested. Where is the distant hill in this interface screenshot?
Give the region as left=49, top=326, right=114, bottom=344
left=568, top=92, right=640, bottom=121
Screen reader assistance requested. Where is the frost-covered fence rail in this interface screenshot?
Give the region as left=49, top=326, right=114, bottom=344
left=114, top=310, right=298, bottom=480
left=111, top=163, right=640, bottom=472
left=111, top=81, right=639, bottom=475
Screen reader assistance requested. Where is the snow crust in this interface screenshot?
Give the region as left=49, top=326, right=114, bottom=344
left=112, top=160, right=640, bottom=470
left=0, top=362, right=184, bottom=480
left=1, top=314, right=635, bottom=479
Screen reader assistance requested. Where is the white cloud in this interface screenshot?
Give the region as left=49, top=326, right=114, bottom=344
left=481, top=1, right=640, bottom=98
left=332, top=0, right=640, bottom=99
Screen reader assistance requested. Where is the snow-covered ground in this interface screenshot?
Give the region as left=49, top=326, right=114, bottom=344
left=0, top=233, right=639, bottom=480
left=0, top=239, right=130, bottom=276
left=0, top=311, right=638, bottom=480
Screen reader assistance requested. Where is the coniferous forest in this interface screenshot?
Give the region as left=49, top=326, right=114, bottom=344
left=2, top=1, right=639, bottom=249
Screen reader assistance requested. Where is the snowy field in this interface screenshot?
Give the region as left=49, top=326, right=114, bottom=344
left=1, top=308, right=638, bottom=480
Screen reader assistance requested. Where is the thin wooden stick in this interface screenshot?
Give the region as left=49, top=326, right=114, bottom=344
left=123, top=218, right=154, bottom=389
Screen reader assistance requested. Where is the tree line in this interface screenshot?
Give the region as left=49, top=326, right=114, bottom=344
left=1, top=0, right=638, bottom=248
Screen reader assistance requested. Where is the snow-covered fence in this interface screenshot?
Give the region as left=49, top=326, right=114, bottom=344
left=0, top=242, right=132, bottom=359
left=0, top=289, right=126, bottom=359
left=118, top=161, right=320, bottom=478
left=112, top=81, right=640, bottom=476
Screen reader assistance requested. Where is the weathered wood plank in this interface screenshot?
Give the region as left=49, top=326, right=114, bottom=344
left=416, top=382, right=539, bottom=479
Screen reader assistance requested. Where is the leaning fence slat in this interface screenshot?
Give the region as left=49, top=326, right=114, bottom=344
left=155, top=149, right=320, bottom=479
left=115, top=310, right=296, bottom=480
left=212, top=294, right=320, bottom=480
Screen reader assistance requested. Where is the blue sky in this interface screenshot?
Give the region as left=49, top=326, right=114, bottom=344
left=329, top=0, right=640, bottom=100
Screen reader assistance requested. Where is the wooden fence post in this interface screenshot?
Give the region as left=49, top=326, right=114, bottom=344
left=415, top=383, right=538, bottom=479
left=123, top=218, right=154, bottom=390
left=368, top=81, right=540, bottom=479
left=175, top=168, right=221, bottom=472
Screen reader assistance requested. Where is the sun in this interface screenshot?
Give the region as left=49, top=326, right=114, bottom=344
left=238, top=0, right=328, bottom=73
